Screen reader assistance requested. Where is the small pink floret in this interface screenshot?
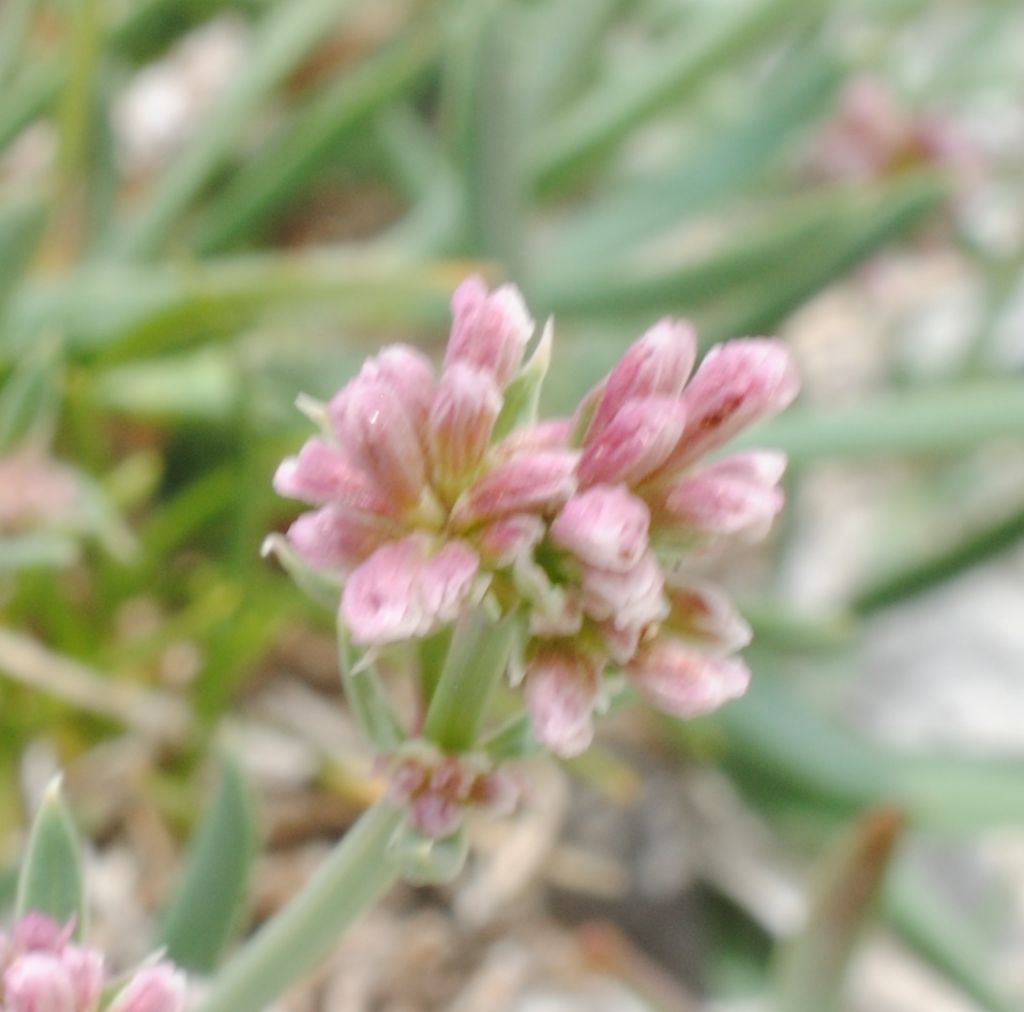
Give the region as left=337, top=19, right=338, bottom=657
left=586, top=318, right=697, bottom=442
left=445, top=275, right=534, bottom=389
left=668, top=338, right=799, bottom=468
left=524, top=648, right=600, bottom=757
left=3, top=951, right=76, bottom=1012
left=627, top=640, right=751, bottom=718
left=550, top=485, right=650, bottom=573
left=451, top=450, right=578, bottom=529
left=109, top=963, right=188, bottom=1012
left=578, top=395, right=687, bottom=488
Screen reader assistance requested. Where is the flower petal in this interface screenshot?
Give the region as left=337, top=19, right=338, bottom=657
left=427, top=363, right=502, bottom=498
left=666, top=338, right=799, bottom=469
left=578, top=395, right=687, bottom=488
left=524, top=648, right=600, bottom=757
left=627, top=639, right=750, bottom=717
left=451, top=450, right=578, bottom=528
left=341, top=536, right=431, bottom=645
left=586, top=318, right=697, bottom=442
left=445, top=275, right=534, bottom=389
left=286, top=505, right=392, bottom=574
left=550, top=485, right=650, bottom=573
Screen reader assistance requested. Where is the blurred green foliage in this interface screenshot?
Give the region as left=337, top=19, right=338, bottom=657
left=1, top=0, right=1023, bottom=1007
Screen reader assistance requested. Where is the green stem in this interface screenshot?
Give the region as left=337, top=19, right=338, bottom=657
left=337, top=625, right=404, bottom=751
left=423, top=607, right=517, bottom=752
left=197, top=802, right=402, bottom=1012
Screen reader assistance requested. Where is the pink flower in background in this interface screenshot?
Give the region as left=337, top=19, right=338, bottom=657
left=0, top=912, right=186, bottom=1012
left=274, top=275, right=798, bottom=774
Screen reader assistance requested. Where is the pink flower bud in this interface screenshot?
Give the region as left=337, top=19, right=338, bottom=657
left=524, top=648, right=601, bottom=757
left=476, top=513, right=545, bottom=567
left=666, top=339, right=799, bottom=469
left=11, top=914, right=72, bottom=955
left=598, top=620, right=644, bottom=665
left=329, top=375, right=426, bottom=508
left=341, top=536, right=431, bottom=645
left=471, top=769, right=520, bottom=818
left=109, top=964, right=187, bottom=1012
left=445, top=275, right=534, bottom=389
left=493, top=418, right=572, bottom=460
left=578, top=396, right=687, bottom=488
left=585, top=319, right=697, bottom=442
left=341, top=536, right=480, bottom=645
left=581, top=551, right=668, bottom=628
left=61, top=946, right=104, bottom=1012
left=550, top=485, right=650, bottom=572
left=627, top=640, right=750, bottom=717
left=660, top=461, right=785, bottom=541
left=707, top=450, right=788, bottom=485
left=664, top=581, right=752, bottom=654
left=273, top=438, right=391, bottom=515
left=451, top=450, right=578, bottom=529
left=4, top=952, right=76, bottom=1012
left=409, top=793, right=463, bottom=839
left=419, top=540, right=482, bottom=628
left=360, top=344, right=436, bottom=430
left=286, top=505, right=392, bottom=574
left=427, top=363, right=502, bottom=498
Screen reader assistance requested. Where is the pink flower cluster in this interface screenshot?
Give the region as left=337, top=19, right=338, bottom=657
left=0, top=912, right=186, bottom=1012
left=275, top=276, right=798, bottom=758
left=383, top=744, right=519, bottom=839
left=809, top=76, right=976, bottom=186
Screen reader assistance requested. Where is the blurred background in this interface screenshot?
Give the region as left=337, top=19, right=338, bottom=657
left=1, top=0, right=1024, bottom=1008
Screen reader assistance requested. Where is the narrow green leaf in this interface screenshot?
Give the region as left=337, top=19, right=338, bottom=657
left=372, top=107, right=463, bottom=256
left=742, top=381, right=1024, bottom=463
left=492, top=318, right=552, bottom=440
left=16, top=777, right=86, bottom=936
left=518, top=0, right=624, bottom=121
left=885, top=863, right=1017, bottom=1012
left=56, top=0, right=103, bottom=192
left=195, top=23, right=439, bottom=253
left=701, top=172, right=946, bottom=341
left=0, top=0, right=41, bottom=87
left=527, top=0, right=812, bottom=191
left=773, top=809, right=904, bottom=1012
left=5, top=256, right=458, bottom=362
left=441, top=0, right=526, bottom=269
left=674, top=672, right=1024, bottom=831
left=194, top=802, right=401, bottom=1012
left=93, top=349, right=241, bottom=422
left=106, top=0, right=361, bottom=259
left=0, top=196, right=47, bottom=318
left=548, top=52, right=840, bottom=266
left=0, top=59, right=59, bottom=152
left=853, top=502, right=1024, bottom=615
left=0, top=338, right=61, bottom=452
left=159, top=756, right=259, bottom=972
left=0, top=534, right=80, bottom=571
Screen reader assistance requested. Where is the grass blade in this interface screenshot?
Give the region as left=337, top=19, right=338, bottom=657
left=527, top=0, right=811, bottom=191
left=194, top=23, right=440, bottom=253
left=106, top=0, right=361, bottom=260
left=742, top=381, right=1024, bottom=462
left=159, top=755, right=259, bottom=972
left=548, top=52, right=840, bottom=266
left=773, top=808, right=904, bottom=1012
left=15, top=777, right=86, bottom=936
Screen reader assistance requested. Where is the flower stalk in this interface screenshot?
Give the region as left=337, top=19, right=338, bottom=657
left=423, top=607, right=519, bottom=751
left=196, top=802, right=402, bottom=1012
